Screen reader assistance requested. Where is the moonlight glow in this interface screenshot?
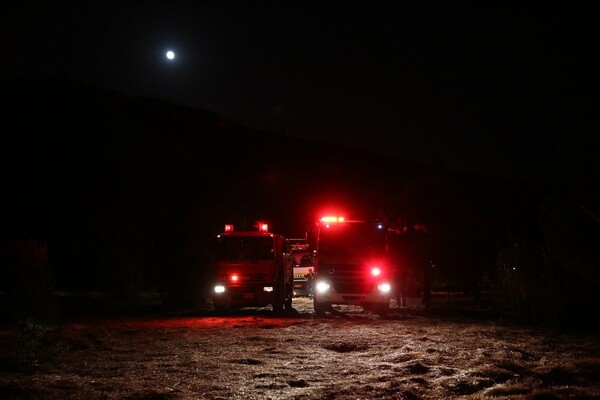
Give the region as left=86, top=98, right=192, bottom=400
left=166, top=50, right=175, bottom=60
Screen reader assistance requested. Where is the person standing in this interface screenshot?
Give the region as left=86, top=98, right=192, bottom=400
left=305, top=268, right=315, bottom=297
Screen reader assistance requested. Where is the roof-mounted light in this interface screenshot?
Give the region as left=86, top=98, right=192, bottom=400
left=224, top=224, right=234, bottom=232
left=320, top=216, right=345, bottom=224
left=257, top=222, right=269, bottom=232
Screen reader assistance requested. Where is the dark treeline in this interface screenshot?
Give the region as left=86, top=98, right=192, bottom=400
left=1, top=78, right=598, bottom=327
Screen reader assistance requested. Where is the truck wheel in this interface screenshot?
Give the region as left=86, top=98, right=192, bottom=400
left=273, top=285, right=285, bottom=313
left=214, top=305, right=226, bottom=315
left=373, top=303, right=389, bottom=317
left=284, top=283, right=293, bottom=310
left=284, top=296, right=293, bottom=311
left=314, top=299, right=327, bottom=317
left=272, top=302, right=284, bottom=313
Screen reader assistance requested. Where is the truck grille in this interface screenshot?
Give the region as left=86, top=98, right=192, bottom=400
left=242, top=274, right=267, bottom=282
left=222, top=273, right=267, bottom=283
left=321, top=264, right=375, bottom=294
left=334, top=282, right=374, bottom=294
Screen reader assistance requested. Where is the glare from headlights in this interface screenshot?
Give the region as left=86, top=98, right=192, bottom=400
left=316, top=282, right=331, bottom=293
left=378, top=283, right=391, bottom=293
left=214, top=285, right=225, bottom=293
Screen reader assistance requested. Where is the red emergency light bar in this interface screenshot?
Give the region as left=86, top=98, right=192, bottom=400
left=258, top=222, right=269, bottom=232
left=224, top=224, right=234, bottom=232
left=320, top=216, right=345, bottom=223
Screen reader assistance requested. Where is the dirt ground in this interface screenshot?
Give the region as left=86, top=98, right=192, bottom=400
left=1, top=295, right=600, bottom=400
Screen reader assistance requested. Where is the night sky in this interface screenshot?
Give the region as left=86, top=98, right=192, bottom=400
left=3, top=1, right=598, bottom=179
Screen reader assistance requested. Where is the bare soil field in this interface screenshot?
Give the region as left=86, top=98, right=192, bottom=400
left=1, top=295, right=600, bottom=399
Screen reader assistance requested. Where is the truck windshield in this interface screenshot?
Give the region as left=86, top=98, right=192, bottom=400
left=318, top=223, right=386, bottom=257
left=217, top=237, right=274, bottom=260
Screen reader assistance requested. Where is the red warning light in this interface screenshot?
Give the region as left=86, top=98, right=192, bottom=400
left=224, top=224, right=234, bottom=232
left=254, top=221, right=269, bottom=232
left=320, top=216, right=345, bottom=224
left=230, top=275, right=239, bottom=282
left=371, top=267, right=381, bottom=277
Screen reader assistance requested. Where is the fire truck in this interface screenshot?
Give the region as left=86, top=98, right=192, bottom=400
left=312, top=216, right=392, bottom=316
left=213, top=222, right=294, bottom=313
left=288, top=238, right=315, bottom=296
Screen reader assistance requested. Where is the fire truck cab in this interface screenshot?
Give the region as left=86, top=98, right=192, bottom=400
left=213, top=223, right=294, bottom=313
left=313, top=216, right=392, bottom=316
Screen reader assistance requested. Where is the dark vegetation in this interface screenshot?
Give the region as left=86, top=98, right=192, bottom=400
left=1, top=78, right=599, bottom=328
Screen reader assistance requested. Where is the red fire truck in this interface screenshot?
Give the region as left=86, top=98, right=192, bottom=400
left=312, top=216, right=392, bottom=316
left=212, top=222, right=294, bottom=313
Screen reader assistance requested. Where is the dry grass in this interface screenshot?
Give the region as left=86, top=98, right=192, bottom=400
left=1, top=295, right=599, bottom=399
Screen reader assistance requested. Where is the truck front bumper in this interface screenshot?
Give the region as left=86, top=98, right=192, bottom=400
left=313, top=280, right=391, bottom=306
left=314, top=291, right=390, bottom=305
left=213, top=284, right=277, bottom=308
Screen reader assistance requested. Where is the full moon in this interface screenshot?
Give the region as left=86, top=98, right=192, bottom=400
left=166, top=50, right=175, bottom=60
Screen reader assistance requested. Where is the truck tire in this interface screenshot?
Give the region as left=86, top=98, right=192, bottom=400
left=284, top=283, right=293, bottom=310
left=314, top=299, right=327, bottom=317
left=273, top=282, right=285, bottom=313
left=213, top=305, right=226, bottom=315
left=373, top=302, right=389, bottom=317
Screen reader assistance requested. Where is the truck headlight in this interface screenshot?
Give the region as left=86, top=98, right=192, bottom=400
left=263, top=286, right=274, bottom=292
left=316, top=281, right=331, bottom=293
left=377, top=283, right=391, bottom=293
left=214, top=285, right=225, bottom=293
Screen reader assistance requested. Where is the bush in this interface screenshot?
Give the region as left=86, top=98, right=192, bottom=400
left=497, top=235, right=554, bottom=323
left=1, top=239, right=56, bottom=323
left=498, top=195, right=600, bottom=327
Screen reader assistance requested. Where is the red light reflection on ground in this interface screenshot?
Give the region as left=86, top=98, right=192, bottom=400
left=65, top=315, right=303, bottom=331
